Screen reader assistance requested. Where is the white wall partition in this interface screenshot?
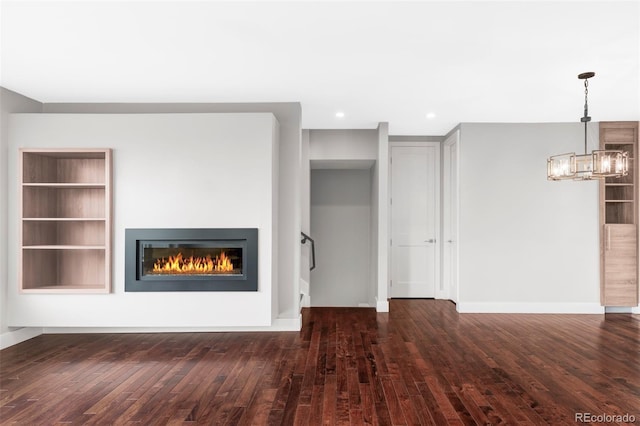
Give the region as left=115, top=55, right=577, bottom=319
left=7, top=113, right=280, bottom=327
left=42, top=102, right=302, bottom=326
left=376, top=123, right=389, bottom=311
left=443, top=130, right=460, bottom=302
left=369, top=156, right=379, bottom=308
left=309, top=129, right=377, bottom=165
left=300, top=130, right=311, bottom=307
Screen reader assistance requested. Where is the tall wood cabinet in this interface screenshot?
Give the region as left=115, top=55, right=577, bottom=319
left=19, top=149, right=112, bottom=293
left=599, top=122, right=639, bottom=306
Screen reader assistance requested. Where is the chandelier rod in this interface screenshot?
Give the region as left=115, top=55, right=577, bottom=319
left=579, top=72, right=594, bottom=155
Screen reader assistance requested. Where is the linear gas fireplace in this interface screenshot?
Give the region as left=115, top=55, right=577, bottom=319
left=125, top=228, right=258, bottom=292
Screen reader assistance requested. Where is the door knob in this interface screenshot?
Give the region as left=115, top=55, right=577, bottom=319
left=425, top=239, right=435, bottom=243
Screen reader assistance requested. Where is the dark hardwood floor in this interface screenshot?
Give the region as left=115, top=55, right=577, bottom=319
left=1, top=300, right=639, bottom=425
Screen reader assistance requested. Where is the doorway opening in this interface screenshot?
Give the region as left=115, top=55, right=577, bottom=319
left=310, top=166, right=375, bottom=307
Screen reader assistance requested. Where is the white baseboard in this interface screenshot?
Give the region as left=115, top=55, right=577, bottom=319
left=299, top=278, right=310, bottom=296
left=272, top=315, right=302, bottom=331
left=605, top=306, right=640, bottom=314
left=456, top=302, right=605, bottom=314
left=0, top=327, right=44, bottom=350
left=605, top=306, right=636, bottom=314
left=42, top=316, right=303, bottom=335
left=376, top=297, right=389, bottom=312
left=300, top=294, right=311, bottom=309
left=299, top=279, right=311, bottom=310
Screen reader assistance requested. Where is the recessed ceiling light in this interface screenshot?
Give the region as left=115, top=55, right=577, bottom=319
left=426, top=112, right=436, bottom=119
left=335, top=111, right=345, bottom=118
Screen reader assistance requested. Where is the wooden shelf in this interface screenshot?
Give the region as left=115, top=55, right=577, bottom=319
left=605, top=199, right=634, bottom=203
left=21, top=285, right=108, bottom=294
left=23, top=183, right=106, bottom=189
left=19, top=149, right=112, bottom=293
left=22, top=217, right=106, bottom=221
left=23, top=186, right=106, bottom=219
left=23, top=245, right=106, bottom=250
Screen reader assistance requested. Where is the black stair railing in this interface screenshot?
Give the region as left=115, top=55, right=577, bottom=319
left=300, top=232, right=316, bottom=271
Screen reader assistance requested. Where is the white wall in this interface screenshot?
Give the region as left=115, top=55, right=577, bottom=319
left=369, top=155, right=379, bottom=308
left=376, top=123, right=389, bottom=311
left=309, top=129, right=377, bottom=164
left=300, top=130, right=311, bottom=306
left=457, top=123, right=601, bottom=313
left=0, top=88, right=42, bottom=339
left=7, top=113, right=279, bottom=327
left=310, top=169, right=372, bottom=307
left=271, top=120, right=280, bottom=319
left=277, top=111, right=301, bottom=321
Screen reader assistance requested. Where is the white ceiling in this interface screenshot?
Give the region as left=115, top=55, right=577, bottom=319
left=1, top=1, right=638, bottom=135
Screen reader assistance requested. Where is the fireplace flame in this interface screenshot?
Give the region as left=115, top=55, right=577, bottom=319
left=152, top=252, right=233, bottom=274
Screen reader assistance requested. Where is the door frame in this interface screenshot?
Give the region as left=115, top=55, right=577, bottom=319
left=443, top=131, right=460, bottom=302
left=388, top=141, right=442, bottom=299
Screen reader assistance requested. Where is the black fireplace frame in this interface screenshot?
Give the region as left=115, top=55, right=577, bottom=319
left=125, top=228, right=258, bottom=292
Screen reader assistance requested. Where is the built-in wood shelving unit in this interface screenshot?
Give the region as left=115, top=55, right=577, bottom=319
left=599, top=122, right=639, bottom=306
left=19, top=149, right=112, bottom=293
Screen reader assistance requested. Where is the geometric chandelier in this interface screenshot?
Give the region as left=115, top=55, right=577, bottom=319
left=547, top=72, right=629, bottom=180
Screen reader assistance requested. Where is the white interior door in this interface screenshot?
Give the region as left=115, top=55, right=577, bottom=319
left=390, top=143, right=440, bottom=298
left=443, top=132, right=459, bottom=302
